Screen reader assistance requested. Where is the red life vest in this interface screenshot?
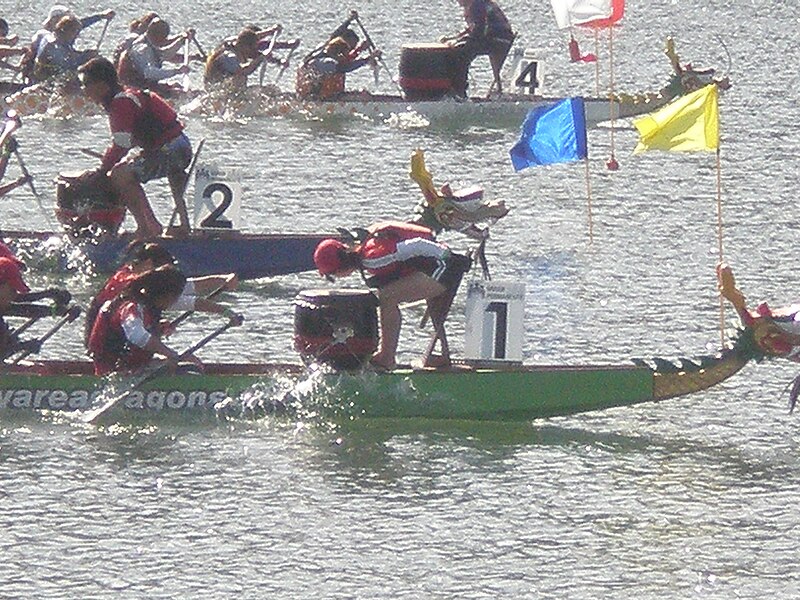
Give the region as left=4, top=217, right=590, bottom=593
left=359, top=221, right=436, bottom=281
left=87, top=296, right=160, bottom=375
left=83, top=266, right=138, bottom=347
left=101, top=88, right=184, bottom=171
left=113, top=88, right=183, bottom=150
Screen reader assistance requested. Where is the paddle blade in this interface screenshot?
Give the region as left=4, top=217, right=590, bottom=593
left=789, top=374, right=800, bottom=414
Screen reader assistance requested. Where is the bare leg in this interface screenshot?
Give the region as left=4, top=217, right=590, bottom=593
left=372, top=272, right=446, bottom=369
left=109, top=163, right=162, bottom=239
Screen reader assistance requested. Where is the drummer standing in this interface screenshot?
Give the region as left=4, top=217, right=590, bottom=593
left=74, top=57, right=192, bottom=239
left=442, top=0, right=514, bottom=96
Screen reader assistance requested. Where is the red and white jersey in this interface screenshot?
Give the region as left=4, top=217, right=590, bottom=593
left=359, top=221, right=449, bottom=281
left=100, top=88, right=183, bottom=172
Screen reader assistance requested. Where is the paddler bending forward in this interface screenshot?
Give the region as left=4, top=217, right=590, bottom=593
left=88, top=265, right=243, bottom=376
left=73, top=57, right=192, bottom=239
left=295, top=30, right=380, bottom=100
left=718, top=262, right=800, bottom=360
left=1, top=254, right=72, bottom=360
left=313, top=221, right=471, bottom=371
left=83, top=241, right=238, bottom=347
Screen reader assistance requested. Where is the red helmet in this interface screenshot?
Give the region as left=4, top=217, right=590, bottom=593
left=313, top=239, right=347, bottom=275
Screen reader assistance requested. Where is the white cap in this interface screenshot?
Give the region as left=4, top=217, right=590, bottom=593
left=44, top=5, right=71, bottom=27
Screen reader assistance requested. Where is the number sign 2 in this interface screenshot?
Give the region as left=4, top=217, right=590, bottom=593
left=194, top=165, right=242, bottom=230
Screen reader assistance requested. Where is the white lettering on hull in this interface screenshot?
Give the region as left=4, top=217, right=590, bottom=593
left=0, top=388, right=229, bottom=411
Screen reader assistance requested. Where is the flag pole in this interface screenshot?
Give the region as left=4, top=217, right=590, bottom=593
left=584, top=157, right=593, bottom=244
left=715, top=147, right=726, bottom=346
left=606, top=27, right=619, bottom=170
left=594, top=29, right=600, bottom=97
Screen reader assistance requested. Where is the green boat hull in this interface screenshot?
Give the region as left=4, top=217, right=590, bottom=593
left=0, top=330, right=752, bottom=421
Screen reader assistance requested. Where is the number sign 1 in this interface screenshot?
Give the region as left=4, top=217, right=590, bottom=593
left=464, top=280, right=525, bottom=362
left=193, top=164, right=242, bottom=230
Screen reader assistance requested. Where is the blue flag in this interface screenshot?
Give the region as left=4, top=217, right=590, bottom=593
left=510, top=97, right=588, bottom=171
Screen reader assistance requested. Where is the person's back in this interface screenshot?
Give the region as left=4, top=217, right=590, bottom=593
left=447, top=0, right=514, bottom=95
left=204, top=42, right=234, bottom=85
left=465, top=0, right=512, bottom=40
left=33, top=15, right=92, bottom=82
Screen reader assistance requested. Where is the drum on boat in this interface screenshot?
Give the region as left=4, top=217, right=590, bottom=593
left=294, top=289, right=379, bottom=370
left=55, top=171, right=126, bottom=235
left=398, top=43, right=461, bottom=100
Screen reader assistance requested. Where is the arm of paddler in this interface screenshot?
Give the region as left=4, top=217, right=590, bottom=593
left=167, top=294, right=244, bottom=326
left=97, top=97, right=137, bottom=173
left=184, top=273, right=238, bottom=296
left=5, top=303, right=53, bottom=319
left=121, top=310, right=192, bottom=367
left=17, top=287, right=71, bottom=306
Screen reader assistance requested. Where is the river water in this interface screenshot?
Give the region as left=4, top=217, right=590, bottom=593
left=2, top=0, right=800, bottom=597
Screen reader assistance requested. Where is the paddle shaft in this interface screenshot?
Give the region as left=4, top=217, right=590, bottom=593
left=192, top=37, right=208, bottom=61
left=12, top=142, right=55, bottom=229
left=258, top=30, right=280, bottom=87
left=302, top=13, right=357, bottom=63
left=352, top=13, right=399, bottom=92
left=80, top=148, right=103, bottom=159
left=8, top=316, right=38, bottom=339
left=9, top=306, right=81, bottom=364
left=181, top=38, right=191, bottom=92
left=274, top=45, right=298, bottom=83
left=95, top=18, right=110, bottom=51
left=168, top=138, right=205, bottom=229
left=0, top=116, right=20, bottom=149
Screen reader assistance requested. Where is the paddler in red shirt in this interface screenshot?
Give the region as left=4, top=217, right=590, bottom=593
left=313, top=221, right=471, bottom=371
left=0, top=256, right=72, bottom=360
left=87, top=265, right=243, bottom=376
left=73, top=56, right=192, bottom=239
left=83, top=241, right=239, bottom=347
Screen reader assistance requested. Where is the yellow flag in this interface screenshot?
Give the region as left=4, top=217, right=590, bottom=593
left=633, top=84, right=719, bottom=153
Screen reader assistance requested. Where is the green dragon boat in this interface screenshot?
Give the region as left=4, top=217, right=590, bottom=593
left=0, top=329, right=755, bottom=421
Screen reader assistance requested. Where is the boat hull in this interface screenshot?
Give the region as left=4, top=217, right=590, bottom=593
left=185, top=91, right=674, bottom=127
left=1, top=229, right=332, bottom=279
left=0, top=343, right=750, bottom=421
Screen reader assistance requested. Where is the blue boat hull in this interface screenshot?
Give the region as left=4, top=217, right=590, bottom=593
left=1, top=230, right=332, bottom=280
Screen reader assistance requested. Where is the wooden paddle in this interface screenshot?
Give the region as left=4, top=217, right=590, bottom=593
left=167, top=138, right=205, bottom=230
left=6, top=305, right=81, bottom=365
left=3, top=111, right=56, bottom=228
left=351, top=12, right=402, bottom=93
left=95, top=18, right=111, bottom=51
left=83, top=319, right=238, bottom=424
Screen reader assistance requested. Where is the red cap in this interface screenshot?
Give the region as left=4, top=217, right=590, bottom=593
left=0, top=257, right=29, bottom=294
left=313, top=239, right=347, bottom=275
